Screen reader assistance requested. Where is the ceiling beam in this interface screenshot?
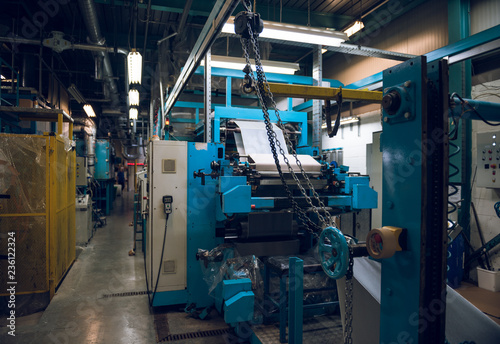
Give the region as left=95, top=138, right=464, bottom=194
left=164, top=0, right=240, bottom=115
left=93, top=0, right=211, bottom=16
left=93, top=0, right=353, bottom=29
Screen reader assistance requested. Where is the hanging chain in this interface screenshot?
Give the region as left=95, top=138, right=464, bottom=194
left=239, top=0, right=335, bottom=236
left=238, top=4, right=354, bottom=341
left=343, top=245, right=354, bottom=344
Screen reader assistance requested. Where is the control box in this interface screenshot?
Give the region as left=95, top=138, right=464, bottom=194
left=76, top=156, right=87, bottom=186
left=477, top=131, right=500, bottom=188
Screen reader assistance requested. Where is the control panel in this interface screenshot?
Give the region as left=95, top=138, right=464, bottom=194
left=477, top=131, right=500, bottom=188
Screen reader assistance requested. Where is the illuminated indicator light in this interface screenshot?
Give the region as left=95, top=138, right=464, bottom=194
left=494, top=135, right=496, bottom=139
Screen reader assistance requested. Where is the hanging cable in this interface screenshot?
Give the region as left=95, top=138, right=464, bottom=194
left=451, top=93, right=500, bottom=126
left=448, top=116, right=461, bottom=232
left=148, top=214, right=169, bottom=307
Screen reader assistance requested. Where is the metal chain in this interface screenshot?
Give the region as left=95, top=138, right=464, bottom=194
left=239, top=7, right=354, bottom=342
left=344, top=245, right=354, bottom=344
left=240, top=37, right=321, bottom=235
left=239, top=14, right=334, bottom=235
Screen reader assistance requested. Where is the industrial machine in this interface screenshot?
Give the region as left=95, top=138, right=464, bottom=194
left=145, top=8, right=500, bottom=344
left=144, top=110, right=378, bottom=312
left=94, top=138, right=115, bottom=215
left=75, top=194, right=92, bottom=245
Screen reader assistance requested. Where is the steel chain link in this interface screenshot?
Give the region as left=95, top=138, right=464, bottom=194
left=343, top=245, right=354, bottom=344
left=239, top=3, right=354, bottom=342
left=238, top=7, right=335, bottom=237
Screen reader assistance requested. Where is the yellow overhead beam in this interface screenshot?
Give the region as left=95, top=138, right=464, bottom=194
left=266, top=83, right=383, bottom=103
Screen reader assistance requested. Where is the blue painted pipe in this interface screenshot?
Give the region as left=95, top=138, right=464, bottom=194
left=451, top=96, right=500, bottom=122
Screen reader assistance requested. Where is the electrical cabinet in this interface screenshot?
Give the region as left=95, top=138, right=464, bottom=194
left=75, top=194, right=92, bottom=244
left=477, top=131, right=500, bottom=188
left=76, top=156, right=87, bottom=186
left=147, top=141, right=188, bottom=295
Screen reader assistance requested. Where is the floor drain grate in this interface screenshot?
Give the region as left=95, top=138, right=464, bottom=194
left=102, top=291, right=149, bottom=298
left=159, top=328, right=231, bottom=342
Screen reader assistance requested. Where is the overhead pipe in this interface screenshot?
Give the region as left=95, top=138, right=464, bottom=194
left=78, top=0, right=121, bottom=107
left=177, top=0, right=194, bottom=38
left=0, top=36, right=128, bottom=55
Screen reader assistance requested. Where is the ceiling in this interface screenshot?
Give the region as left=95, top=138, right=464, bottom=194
left=0, top=0, right=388, bottom=137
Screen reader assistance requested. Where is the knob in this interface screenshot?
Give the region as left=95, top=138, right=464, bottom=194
left=382, top=91, right=402, bottom=116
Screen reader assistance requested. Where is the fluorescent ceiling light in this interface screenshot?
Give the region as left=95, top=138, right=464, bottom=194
left=344, top=21, right=364, bottom=37
left=129, top=107, right=138, bottom=120
left=201, top=55, right=300, bottom=75
left=127, top=50, right=142, bottom=84
left=1, top=75, right=5, bottom=80
left=222, top=17, right=347, bottom=47
left=321, top=116, right=359, bottom=129
left=68, top=84, right=86, bottom=104
left=83, top=104, right=96, bottom=118
left=128, top=89, right=140, bottom=106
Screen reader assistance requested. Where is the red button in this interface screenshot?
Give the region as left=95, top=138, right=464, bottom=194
left=493, top=171, right=496, bottom=175
left=489, top=150, right=493, bottom=154
left=490, top=157, right=493, bottom=161
left=251, top=205, right=256, bottom=210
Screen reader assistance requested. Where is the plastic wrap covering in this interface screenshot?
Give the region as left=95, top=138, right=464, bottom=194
left=0, top=134, right=75, bottom=315
left=199, top=244, right=264, bottom=301
left=0, top=135, right=47, bottom=214
left=198, top=244, right=235, bottom=295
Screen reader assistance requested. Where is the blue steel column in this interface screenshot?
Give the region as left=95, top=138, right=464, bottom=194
left=312, top=45, right=322, bottom=149
left=204, top=49, right=212, bottom=143
left=380, top=57, right=427, bottom=343
left=226, top=77, right=232, bottom=107
left=288, top=257, right=303, bottom=344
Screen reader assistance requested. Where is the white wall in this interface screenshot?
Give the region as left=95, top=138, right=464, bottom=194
left=469, top=80, right=500, bottom=277
left=321, top=110, right=382, bottom=174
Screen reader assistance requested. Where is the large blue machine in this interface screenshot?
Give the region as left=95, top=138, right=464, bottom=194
left=145, top=108, right=378, bottom=314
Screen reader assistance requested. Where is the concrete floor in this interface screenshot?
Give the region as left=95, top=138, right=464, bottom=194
left=0, top=190, right=156, bottom=344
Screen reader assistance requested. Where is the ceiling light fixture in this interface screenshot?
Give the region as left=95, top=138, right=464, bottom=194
left=222, top=17, right=347, bottom=47
left=129, top=107, right=138, bottom=120
left=344, top=20, right=364, bottom=37
left=128, top=89, right=140, bottom=106
left=321, top=116, right=359, bottom=129
left=68, top=84, right=86, bottom=104
left=127, top=50, right=142, bottom=84
left=83, top=104, right=96, bottom=117
left=201, top=55, right=300, bottom=75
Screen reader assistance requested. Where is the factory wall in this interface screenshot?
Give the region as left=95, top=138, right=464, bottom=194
left=470, top=80, right=500, bottom=278
left=322, top=0, right=448, bottom=86
left=470, top=0, right=500, bottom=35
left=321, top=110, right=382, bottom=175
